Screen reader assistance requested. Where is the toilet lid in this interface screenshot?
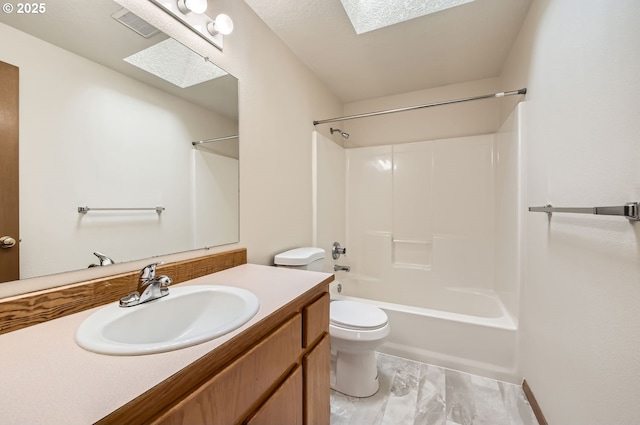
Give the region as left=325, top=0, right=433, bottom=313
left=330, top=300, right=388, bottom=330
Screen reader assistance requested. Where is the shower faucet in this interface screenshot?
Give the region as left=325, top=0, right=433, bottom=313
left=334, top=265, right=350, bottom=272
left=332, top=242, right=347, bottom=259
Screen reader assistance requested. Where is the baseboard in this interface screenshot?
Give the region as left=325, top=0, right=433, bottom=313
left=522, top=379, right=548, bottom=425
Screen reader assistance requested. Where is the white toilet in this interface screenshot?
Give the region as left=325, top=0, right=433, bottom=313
left=274, top=247, right=391, bottom=398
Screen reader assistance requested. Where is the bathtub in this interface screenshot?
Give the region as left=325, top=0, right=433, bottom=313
left=330, top=279, right=519, bottom=383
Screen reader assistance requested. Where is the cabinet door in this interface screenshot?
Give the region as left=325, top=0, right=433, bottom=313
left=303, top=335, right=330, bottom=425
left=303, top=293, right=329, bottom=348
left=153, top=314, right=302, bottom=425
left=245, top=366, right=303, bottom=425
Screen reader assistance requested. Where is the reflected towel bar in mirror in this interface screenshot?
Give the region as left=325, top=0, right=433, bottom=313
left=528, top=202, right=640, bottom=221
left=78, top=206, right=165, bottom=214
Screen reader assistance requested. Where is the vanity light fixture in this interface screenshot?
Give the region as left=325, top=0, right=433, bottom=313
left=207, top=14, right=234, bottom=36
left=177, top=0, right=208, bottom=15
left=149, top=0, right=233, bottom=51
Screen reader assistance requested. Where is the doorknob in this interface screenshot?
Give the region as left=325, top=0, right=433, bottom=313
left=0, top=236, right=17, bottom=248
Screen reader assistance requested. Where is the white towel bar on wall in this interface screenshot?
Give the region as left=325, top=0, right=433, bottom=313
left=528, top=202, right=640, bottom=221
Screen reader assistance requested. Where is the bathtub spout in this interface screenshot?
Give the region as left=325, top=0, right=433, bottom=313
left=334, top=265, right=351, bottom=272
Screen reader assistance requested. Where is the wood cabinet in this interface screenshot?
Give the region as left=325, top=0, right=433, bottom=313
left=303, top=294, right=331, bottom=424
left=99, top=284, right=331, bottom=425
left=246, top=366, right=304, bottom=425
left=153, top=315, right=303, bottom=425
left=304, top=335, right=331, bottom=425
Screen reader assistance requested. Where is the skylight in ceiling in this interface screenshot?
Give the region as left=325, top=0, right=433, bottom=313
left=124, top=38, right=227, bottom=89
left=340, top=0, right=476, bottom=34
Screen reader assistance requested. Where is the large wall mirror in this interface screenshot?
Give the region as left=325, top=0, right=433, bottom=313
left=0, top=0, right=239, bottom=285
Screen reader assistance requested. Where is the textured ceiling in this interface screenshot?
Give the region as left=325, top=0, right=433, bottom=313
left=243, top=0, right=533, bottom=103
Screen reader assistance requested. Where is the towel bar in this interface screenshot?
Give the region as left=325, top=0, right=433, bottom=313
left=78, top=206, right=165, bottom=214
left=528, top=202, right=640, bottom=221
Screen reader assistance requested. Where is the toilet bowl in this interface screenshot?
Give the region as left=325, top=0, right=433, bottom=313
left=273, top=247, right=391, bottom=398
left=329, top=300, right=390, bottom=397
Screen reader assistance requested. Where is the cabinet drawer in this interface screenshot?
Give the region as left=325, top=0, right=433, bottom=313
left=153, top=314, right=303, bottom=425
left=303, top=293, right=329, bottom=348
left=245, top=366, right=303, bottom=425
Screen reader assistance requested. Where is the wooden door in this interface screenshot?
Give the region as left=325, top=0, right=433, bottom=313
left=0, top=61, right=19, bottom=282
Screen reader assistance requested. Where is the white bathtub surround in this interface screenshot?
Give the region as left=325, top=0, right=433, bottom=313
left=315, top=105, right=524, bottom=382
left=342, top=120, right=522, bottom=318
left=330, top=352, right=538, bottom=425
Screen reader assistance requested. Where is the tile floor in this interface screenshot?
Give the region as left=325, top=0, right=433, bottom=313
left=330, top=352, right=539, bottom=425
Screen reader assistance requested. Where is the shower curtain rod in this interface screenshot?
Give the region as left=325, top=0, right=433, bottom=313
left=192, top=135, right=239, bottom=146
left=312, top=88, right=527, bottom=126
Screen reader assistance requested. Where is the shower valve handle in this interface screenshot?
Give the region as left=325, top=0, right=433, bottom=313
left=332, top=242, right=346, bottom=259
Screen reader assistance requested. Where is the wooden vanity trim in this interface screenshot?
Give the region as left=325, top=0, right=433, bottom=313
left=97, top=281, right=331, bottom=425
left=0, top=248, right=247, bottom=335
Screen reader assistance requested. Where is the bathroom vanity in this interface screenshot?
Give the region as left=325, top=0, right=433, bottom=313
left=146, top=291, right=330, bottom=425
left=0, top=251, right=332, bottom=425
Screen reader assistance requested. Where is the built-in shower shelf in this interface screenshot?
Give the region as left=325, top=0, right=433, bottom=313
left=392, top=239, right=432, bottom=267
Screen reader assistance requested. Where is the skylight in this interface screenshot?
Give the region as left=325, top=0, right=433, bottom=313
left=124, top=38, right=227, bottom=89
left=340, top=0, right=476, bottom=34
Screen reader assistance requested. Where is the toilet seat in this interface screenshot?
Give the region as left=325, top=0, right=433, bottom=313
left=330, top=300, right=388, bottom=331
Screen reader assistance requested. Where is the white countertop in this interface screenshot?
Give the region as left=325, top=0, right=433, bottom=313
left=0, top=264, right=332, bottom=425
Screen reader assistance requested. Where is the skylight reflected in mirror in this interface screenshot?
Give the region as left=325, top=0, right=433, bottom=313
left=340, top=0, right=476, bottom=34
left=124, top=38, right=227, bottom=88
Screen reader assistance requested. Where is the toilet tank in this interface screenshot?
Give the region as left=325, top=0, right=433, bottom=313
left=274, top=247, right=325, bottom=272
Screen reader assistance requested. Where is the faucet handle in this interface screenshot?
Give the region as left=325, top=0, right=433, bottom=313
left=332, top=242, right=347, bottom=259
left=88, top=251, right=115, bottom=268
left=156, top=276, right=172, bottom=287
left=140, top=262, right=164, bottom=280
left=94, top=251, right=115, bottom=265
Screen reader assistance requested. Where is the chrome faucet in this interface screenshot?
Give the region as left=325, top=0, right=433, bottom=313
left=119, top=262, right=172, bottom=307
left=88, top=251, right=115, bottom=267
left=334, top=264, right=351, bottom=272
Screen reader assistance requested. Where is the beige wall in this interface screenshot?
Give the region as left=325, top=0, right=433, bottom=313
left=501, top=0, right=640, bottom=423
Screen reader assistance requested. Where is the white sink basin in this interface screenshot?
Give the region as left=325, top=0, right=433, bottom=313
left=75, top=285, right=260, bottom=355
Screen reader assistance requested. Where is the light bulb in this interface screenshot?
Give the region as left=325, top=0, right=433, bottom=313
left=207, top=13, right=234, bottom=36
left=177, top=0, right=207, bottom=14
